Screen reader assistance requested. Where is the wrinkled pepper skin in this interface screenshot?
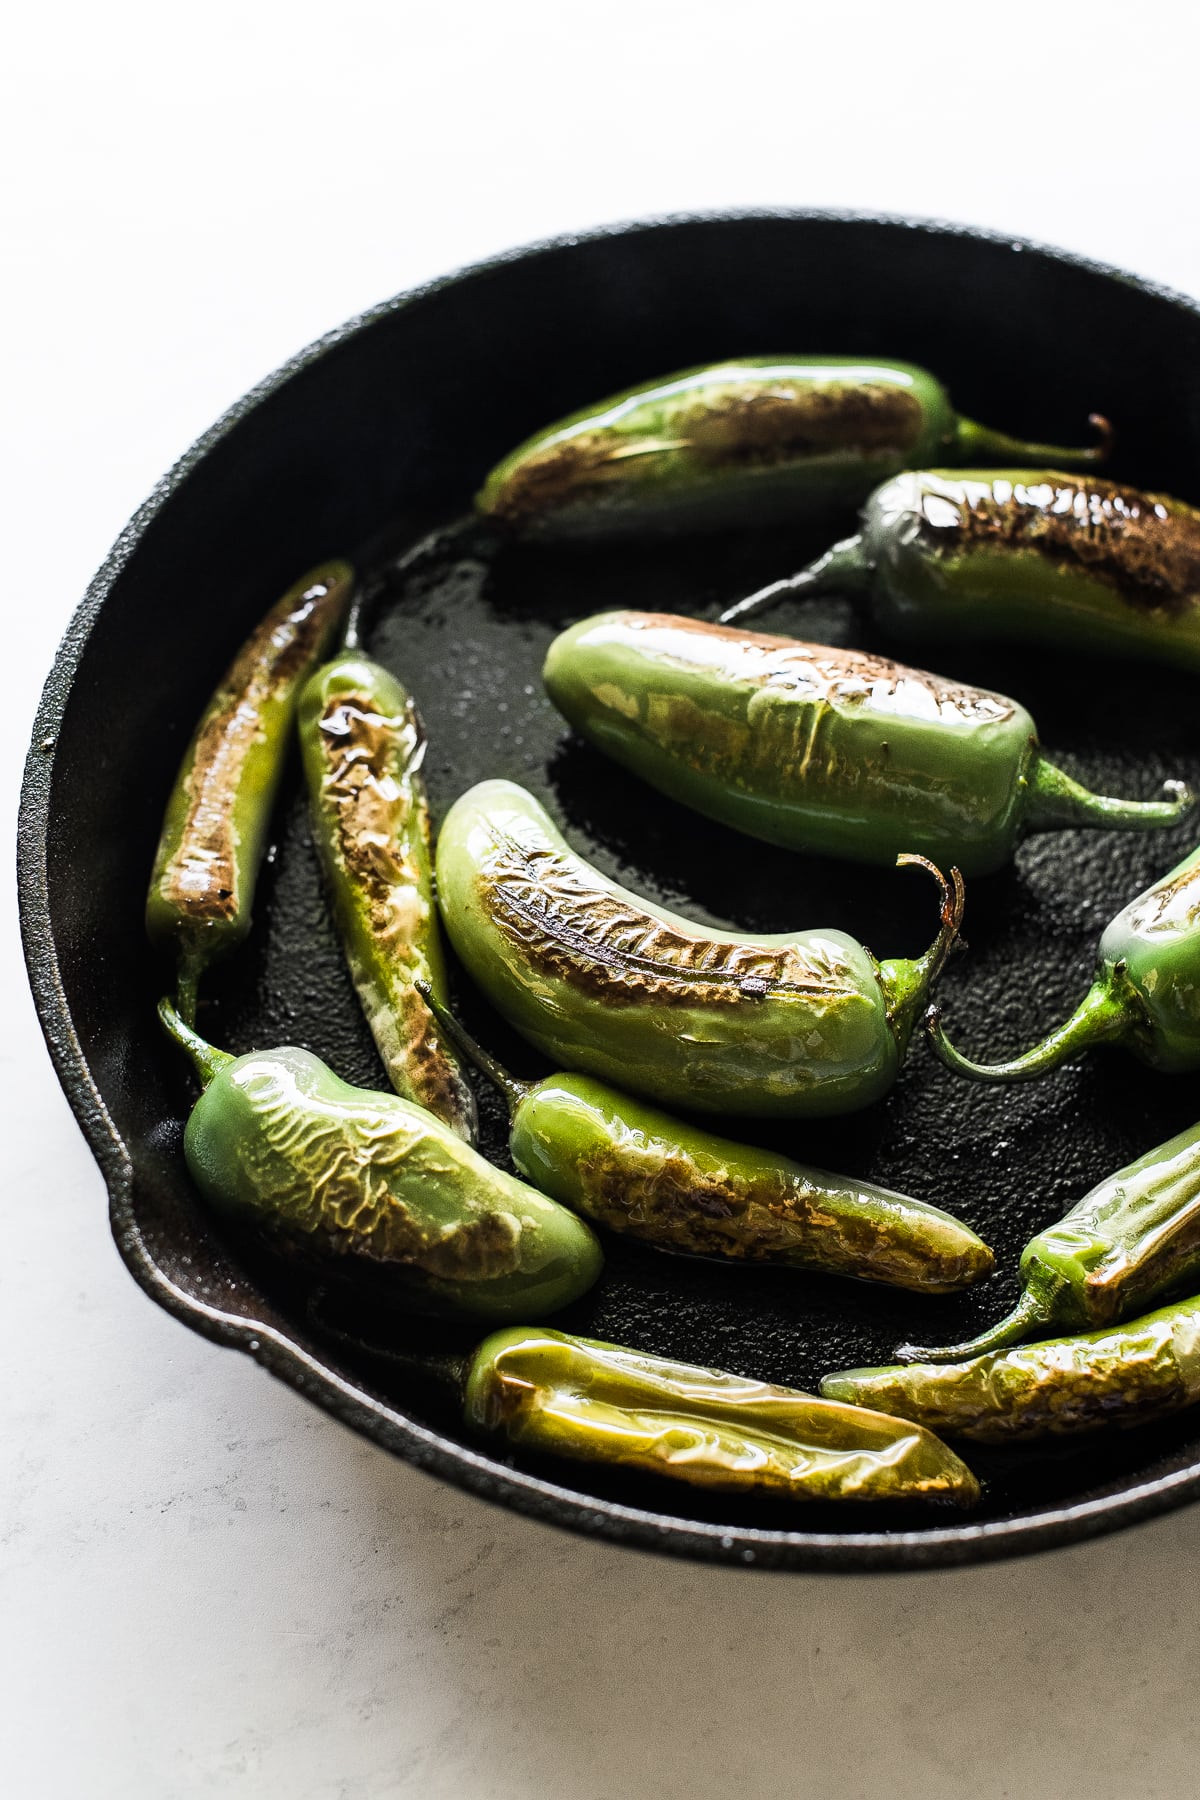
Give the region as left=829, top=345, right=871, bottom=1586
left=821, top=1292, right=1200, bottom=1444
left=929, top=843, right=1200, bottom=1085
left=434, top=780, right=964, bottom=1119
left=466, top=1327, right=980, bottom=1504
left=722, top=471, right=1200, bottom=673
left=543, top=611, right=1189, bottom=877
left=146, top=561, right=354, bottom=1021
left=297, top=654, right=476, bottom=1141
left=158, top=1001, right=602, bottom=1322
left=476, top=358, right=1106, bottom=539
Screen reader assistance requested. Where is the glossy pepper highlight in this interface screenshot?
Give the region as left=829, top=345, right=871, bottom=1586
left=434, top=779, right=965, bottom=1119
left=821, top=1292, right=1200, bottom=1444
left=158, top=1000, right=602, bottom=1322
left=297, top=653, right=476, bottom=1140
left=928, top=844, right=1200, bottom=1084
left=898, top=1118, right=1200, bottom=1361
left=417, top=984, right=993, bottom=1292
left=477, top=358, right=1108, bottom=538
left=543, top=611, right=1189, bottom=877
left=720, top=470, right=1200, bottom=673
left=146, top=560, right=354, bottom=1022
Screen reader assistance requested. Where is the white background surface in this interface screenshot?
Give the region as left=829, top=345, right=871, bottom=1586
left=6, top=4, right=1200, bottom=1794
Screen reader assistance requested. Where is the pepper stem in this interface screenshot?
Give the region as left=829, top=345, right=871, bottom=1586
left=953, top=410, right=1113, bottom=468
left=158, top=996, right=235, bottom=1089
left=924, top=979, right=1127, bottom=1084
left=717, top=533, right=872, bottom=626
left=414, top=980, right=532, bottom=1114
left=175, top=955, right=201, bottom=1029
left=895, top=1290, right=1052, bottom=1364
left=877, top=855, right=966, bottom=1049
left=1024, top=756, right=1192, bottom=836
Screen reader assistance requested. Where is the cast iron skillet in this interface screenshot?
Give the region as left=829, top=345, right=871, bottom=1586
left=20, top=211, right=1200, bottom=1571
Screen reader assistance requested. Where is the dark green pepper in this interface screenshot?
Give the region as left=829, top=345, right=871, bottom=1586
left=543, top=611, right=1189, bottom=877
left=821, top=1291, right=1200, bottom=1444
left=417, top=985, right=993, bottom=1292
left=720, top=471, right=1200, bottom=673
left=460, top=1326, right=979, bottom=1504
left=434, top=779, right=964, bottom=1119
left=477, top=359, right=1107, bottom=538
left=158, top=1000, right=602, bottom=1321
left=297, top=653, right=476, bottom=1141
left=899, top=1119, right=1200, bottom=1360
left=146, top=560, right=354, bottom=1021
left=928, top=843, right=1200, bottom=1084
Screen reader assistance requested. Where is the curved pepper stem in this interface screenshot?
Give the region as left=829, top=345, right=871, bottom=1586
left=157, top=996, right=235, bottom=1089
left=924, top=980, right=1127, bottom=1084
left=414, top=979, right=532, bottom=1114
left=877, top=855, right=966, bottom=1049
left=953, top=410, right=1113, bottom=468
left=895, top=1289, right=1052, bottom=1364
left=717, top=533, right=872, bottom=626
left=1024, top=758, right=1192, bottom=836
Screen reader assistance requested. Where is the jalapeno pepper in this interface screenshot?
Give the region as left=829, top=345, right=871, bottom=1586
left=543, top=611, right=1189, bottom=877
left=898, top=1119, right=1200, bottom=1361
left=720, top=471, right=1200, bottom=674
left=434, top=779, right=964, bottom=1119
left=158, top=1000, right=602, bottom=1322
left=477, top=359, right=1108, bottom=538
left=146, top=560, right=354, bottom=1022
left=928, top=843, right=1200, bottom=1084
left=297, top=653, right=476, bottom=1141
left=415, top=984, right=992, bottom=1291
left=821, top=1291, right=1200, bottom=1443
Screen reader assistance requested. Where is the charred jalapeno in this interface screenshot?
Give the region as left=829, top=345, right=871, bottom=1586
left=158, top=1000, right=602, bottom=1321
left=416, top=984, right=993, bottom=1291
left=146, top=560, right=354, bottom=1022
left=929, top=844, right=1200, bottom=1084
left=543, top=611, right=1189, bottom=877
left=477, top=358, right=1107, bottom=538
left=434, top=779, right=964, bottom=1119
left=721, top=470, right=1200, bottom=673
left=297, top=653, right=476, bottom=1141
left=821, top=1292, right=1200, bottom=1444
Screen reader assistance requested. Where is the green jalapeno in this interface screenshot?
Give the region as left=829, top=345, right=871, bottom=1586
left=899, top=1119, right=1200, bottom=1361
left=543, top=611, right=1189, bottom=878
left=146, top=560, right=355, bottom=1022
left=477, top=359, right=1108, bottom=538
left=821, top=1291, right=1200, bottom=1444
left=158, top=999, right=602, bottom=1321
left=458, top=1326, right=980, bottom=1504
left=928, top=843, right=1200, bottom=1084
left=720, top=471, right=1200, bottom=674
left=415, top=984, right=993, bottom=1291
left=434, top=779, right=964, bottom=1119
left=297, top=653, right=476, bottom=1141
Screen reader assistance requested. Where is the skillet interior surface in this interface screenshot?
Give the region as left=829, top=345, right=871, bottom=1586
left=21, top=211, right=1200, bottom=1570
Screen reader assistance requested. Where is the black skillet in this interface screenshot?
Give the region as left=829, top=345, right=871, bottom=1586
left=20, top=211, right=1200, bottom=1570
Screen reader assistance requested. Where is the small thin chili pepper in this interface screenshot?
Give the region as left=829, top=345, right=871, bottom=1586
left=543, top=611, right=1190, bottom=877
left=297, top=653, right=476, bottom=1141
left=928, top=843, right=1200, bottom=1084
left=897, top=1119, right=1200, bottom=1361
left=434, top=779, right=965, bottom=1119
left=719, top=471, right=1200, bottom=673
left=158, top=999, right=602, bottom=1321
left=476, top=359, right=1108, bottom=538
left=146, top=560, right=354, bottom=1023
left=821, top=1291, right=1200, bottom=1443
left=415, top=983, right=993, bottom=1291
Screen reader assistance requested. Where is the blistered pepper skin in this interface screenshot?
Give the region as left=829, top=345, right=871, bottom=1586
left=146, top=561, right=354, bottom=1021
left=543, top=612, right=1188, bottom=877
left=297, top=655, right=476, bottom=1141
left=159, top=1003, right=602, bottom=1322
left=476, top=358, right=1105, bottom=539
left=434, top=780, right=963, bottom=1120
left=466, top=1327, right=981, bottom=1505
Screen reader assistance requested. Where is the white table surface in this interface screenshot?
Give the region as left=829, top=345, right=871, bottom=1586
left=6, top=5, right=1200, bottom=1794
